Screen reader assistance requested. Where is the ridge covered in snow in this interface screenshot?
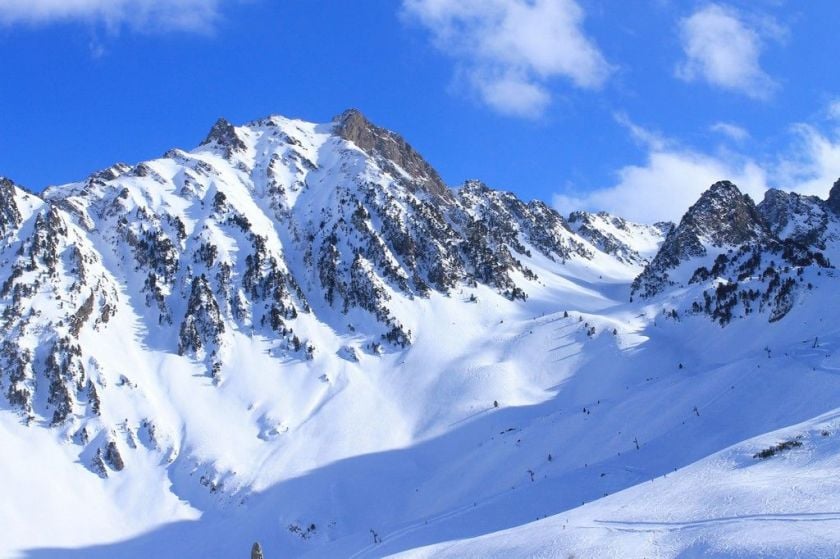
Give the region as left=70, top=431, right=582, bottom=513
left=2, top=110, right=840, bottom=558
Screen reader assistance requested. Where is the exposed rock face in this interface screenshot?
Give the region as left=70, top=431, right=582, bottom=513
left=0, top=177, right=22, bottom=236
left=758, top=189, right=835, bottom=248
left=201, top=117, right=247, bottom=157
left=691, top=181, right=771, bottom=245
left=827, top=178, right=840, bottom=214
left=91, top=163, right=132, bottom=182
left=334, top=109, right=452, bottom=202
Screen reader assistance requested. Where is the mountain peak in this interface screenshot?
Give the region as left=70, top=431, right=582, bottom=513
left=706, top=179, right=741, bottom=196
left=683, top=180, right=768, bottom=246
left=632, top=180, right=772, bottom=297
left=333, top=107, right=368, bottom=127
left=200, top=117, right=247, bottom=156
left=332, top=109, right=452, bottom=202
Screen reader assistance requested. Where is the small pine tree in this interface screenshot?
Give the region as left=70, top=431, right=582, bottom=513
left=105, top=440, right=125, bottom=471
left=251, top=542, right=264, bottom=559
left=91, top=448, right=108, bottom=478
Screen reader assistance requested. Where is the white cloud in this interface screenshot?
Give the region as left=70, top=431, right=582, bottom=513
left=710, top=122, right=750, bottom=142
left=773, top=124, right=840, bottom=197
left=0, top=0, right=224, bottom=32
left=402, top=0, right=611, bottom=118
left=469, top=71, right=552, bottom=118
left=554, top=145, right=767, bottom=224
left=676, top=4, right=780, bottom=99
left=614, top=112, right=668, bottom=151
left=554, top=116, right=840, bottom=224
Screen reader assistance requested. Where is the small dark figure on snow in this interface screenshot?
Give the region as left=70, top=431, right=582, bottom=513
left=370, top=529, right=381, bottom=544
left=251, top=542, right=264, bottom=559
left=493, top=400, right=499, bottom=408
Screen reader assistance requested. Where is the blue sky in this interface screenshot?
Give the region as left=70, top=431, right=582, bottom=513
left=2, top=0, right=840, bottom=222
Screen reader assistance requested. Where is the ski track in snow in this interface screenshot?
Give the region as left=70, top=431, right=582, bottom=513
left=592, top=512, right=840, bottom=532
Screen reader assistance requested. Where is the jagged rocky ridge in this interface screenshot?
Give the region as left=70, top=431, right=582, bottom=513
left=0, top=109, right=839, bottom=483
left=567, top=210, right=672, bottom=265
left=0, top=110, right=649, bottom=469
left=633, top=180, right=838, bottom=324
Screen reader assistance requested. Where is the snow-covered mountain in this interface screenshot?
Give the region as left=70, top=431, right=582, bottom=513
left=2, top=110, right=840, bottom=558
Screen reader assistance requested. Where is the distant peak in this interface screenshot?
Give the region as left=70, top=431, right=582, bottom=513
left=761, top=187, right=787, bottom=201
left=676, top=180, right=769, bottom=248
left=687, top=181, right=755, bottom=217
left=200, top=117, right=246, bottom=155
left=332, top=108, right=377, bottom=140
left=705, top=180, right=741, bottom=198
left=460, top=179, right=490, bottom=192
left=334, top=107, right=367, bottom=123
left=332, top=109, right=375, bottom=137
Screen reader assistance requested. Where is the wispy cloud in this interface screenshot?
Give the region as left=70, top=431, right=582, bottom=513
left=675, top=3, right=782, bottom=99
left=827, top=99, right=840, bottom=122
left=554, top=110, right=840, bottom=223
left=710, top=121, right=750, bottom=142
left=0, top=0, right=225, bottom=33
left=402, top=0, right=611, bottom=118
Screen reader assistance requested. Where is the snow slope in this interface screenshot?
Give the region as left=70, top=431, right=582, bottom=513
left=1, top=112, right=840, bottom=558
left=399, top=408, right=840, bottom=559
